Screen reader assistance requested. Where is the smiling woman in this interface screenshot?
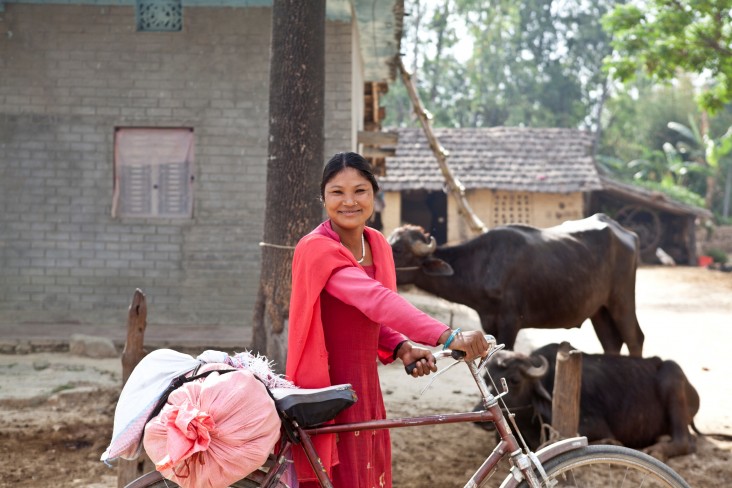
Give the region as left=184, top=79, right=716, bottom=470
left=285, top=151, right=490, bottom=488
left=321, top=160, right=376, bottom=263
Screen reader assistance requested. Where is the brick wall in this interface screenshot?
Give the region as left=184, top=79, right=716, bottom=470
left=0, top=4, right=354, bottom=331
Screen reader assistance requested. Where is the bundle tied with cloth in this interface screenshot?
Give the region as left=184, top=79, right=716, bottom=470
left=101, top=349, right=294, bottom=488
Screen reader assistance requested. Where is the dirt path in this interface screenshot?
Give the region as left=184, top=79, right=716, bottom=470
left=0, top=266, right=730, bottom=487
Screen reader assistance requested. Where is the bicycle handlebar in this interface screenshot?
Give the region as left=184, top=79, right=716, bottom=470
left=404, top=349, right=465, bottom=375
left=403, top=334, right=498, bottom=376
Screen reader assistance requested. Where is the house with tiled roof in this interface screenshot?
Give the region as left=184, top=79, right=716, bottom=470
left=378, top=127, right=602, bottom=243
left=375, top=126, right=710, bottom=265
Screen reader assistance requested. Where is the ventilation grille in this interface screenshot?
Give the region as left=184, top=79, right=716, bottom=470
left=493, top=192, right=532, bottom=226
left=136, top=0, right=183, bottom=32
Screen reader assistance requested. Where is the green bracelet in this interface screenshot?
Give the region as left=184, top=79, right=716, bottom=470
left=442, top=327, right=462, bottom=350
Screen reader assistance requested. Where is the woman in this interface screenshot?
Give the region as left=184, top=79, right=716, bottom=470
left=286, top=152, right=489, bottom=487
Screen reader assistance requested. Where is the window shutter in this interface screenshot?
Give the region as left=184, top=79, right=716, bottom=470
left=120, top=164, right=153, bottom=216
left=159, top=161, right=190, bottom=216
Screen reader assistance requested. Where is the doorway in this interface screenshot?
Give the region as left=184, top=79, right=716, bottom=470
left=400, top=189, right=448, bottom=244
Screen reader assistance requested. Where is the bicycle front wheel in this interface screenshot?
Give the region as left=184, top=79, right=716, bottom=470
left=513, top=444, right=690, bottom=488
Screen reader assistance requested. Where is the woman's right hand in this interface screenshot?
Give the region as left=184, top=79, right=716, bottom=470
left=441, top=329, right=490, bottom=361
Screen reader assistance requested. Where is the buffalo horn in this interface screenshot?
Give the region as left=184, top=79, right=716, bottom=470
left=522, top=355, right=549, bottom=379
left=410, top=236, right=437, bottom=257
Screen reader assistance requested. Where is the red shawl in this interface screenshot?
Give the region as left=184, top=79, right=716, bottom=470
left=285, top=221, right=397, bottom=482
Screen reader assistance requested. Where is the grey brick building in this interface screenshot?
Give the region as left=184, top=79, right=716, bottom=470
left=0, top=1, right=403, bottom=332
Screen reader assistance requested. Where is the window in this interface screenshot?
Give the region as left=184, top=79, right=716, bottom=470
left=113, top=128, right=194, bottom=219
left=136, top=0, right=183, bottom=32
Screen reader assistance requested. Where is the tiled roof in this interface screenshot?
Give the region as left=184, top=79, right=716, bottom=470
left=380, top=127, right=603, bottom=193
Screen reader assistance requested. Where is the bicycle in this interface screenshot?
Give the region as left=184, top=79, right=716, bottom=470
left=126, top=335, right=692, bottom=488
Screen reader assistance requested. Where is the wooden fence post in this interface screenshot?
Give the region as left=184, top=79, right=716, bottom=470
left=117, top=289, right=153, bottom=487
left=551, top=342, right=582, bottom=440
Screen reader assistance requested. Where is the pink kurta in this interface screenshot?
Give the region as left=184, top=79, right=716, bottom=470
left=321, top=265, right=392, bottom=488
left=288, top=221, right=449, bottom=486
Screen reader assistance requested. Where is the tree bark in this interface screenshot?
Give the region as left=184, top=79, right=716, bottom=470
left=251, top=0, right=326, bottom=373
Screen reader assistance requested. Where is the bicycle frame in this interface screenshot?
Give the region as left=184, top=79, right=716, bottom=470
left=267, top=353, right=586, bottom=488
left=124, top=338, right=591, bottom=488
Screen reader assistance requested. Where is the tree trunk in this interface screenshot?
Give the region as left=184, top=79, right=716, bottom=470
left=250, top=0, right=326, bottom=373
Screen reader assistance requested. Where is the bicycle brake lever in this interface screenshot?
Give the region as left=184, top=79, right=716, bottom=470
left=404, top=349, right=464, bottom=375
left=419, top=359, right=462, bottom=396
left=476, top=343, right=505, bottom=375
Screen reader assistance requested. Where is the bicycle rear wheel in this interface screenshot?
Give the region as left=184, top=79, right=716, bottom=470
left=124, top=469, right=270, bottom=488
left=513, top=444, right=690, bottom=488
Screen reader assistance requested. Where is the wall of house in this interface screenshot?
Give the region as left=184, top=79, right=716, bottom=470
left=0, top=4, right=354, bottom=330
left=447, top=190, right=585, bottom=242
left=381, top=191, right=401, bottom=238
left=380, top=189, right=584, bottom=244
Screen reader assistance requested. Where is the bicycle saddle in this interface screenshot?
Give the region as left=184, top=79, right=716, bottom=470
left=270, top=384, right=357, bottom=428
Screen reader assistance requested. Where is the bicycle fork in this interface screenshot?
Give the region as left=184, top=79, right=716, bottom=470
left=463, top=360, right=550, bottom=488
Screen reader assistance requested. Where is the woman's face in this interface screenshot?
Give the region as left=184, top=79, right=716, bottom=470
left=323, top=167, right=374, bottom=233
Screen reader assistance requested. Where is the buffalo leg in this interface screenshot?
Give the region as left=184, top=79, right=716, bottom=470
left=606, top=301, right=645, bottom=357
left=644, top=361, right=698, bottom=460
left=481, top=314, right=519, bottom=351
left=590, top=307, right=623, bottom=355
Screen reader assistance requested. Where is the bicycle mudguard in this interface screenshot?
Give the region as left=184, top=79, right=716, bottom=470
left=499, top=436, right=589, bottom=488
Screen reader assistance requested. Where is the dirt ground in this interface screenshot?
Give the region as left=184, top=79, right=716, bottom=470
left=1, top=266, right=731, bottom=487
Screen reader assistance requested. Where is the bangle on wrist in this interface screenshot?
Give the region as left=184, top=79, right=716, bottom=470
left=442, top=327, right=462, bottom=350
left=393, top=340, right=409, bottom=360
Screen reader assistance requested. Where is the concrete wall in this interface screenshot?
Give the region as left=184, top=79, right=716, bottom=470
left=0, top=4, right=354, bottom=329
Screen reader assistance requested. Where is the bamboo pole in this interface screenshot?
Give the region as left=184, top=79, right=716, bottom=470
left=397, top=57, right=487, bottom=235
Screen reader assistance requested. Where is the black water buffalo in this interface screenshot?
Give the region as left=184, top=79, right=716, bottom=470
left=477, top=342, right=700, bottom=460
left=388, top=213, right=644, bottom=356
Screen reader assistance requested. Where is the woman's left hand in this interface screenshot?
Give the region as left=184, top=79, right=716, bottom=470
left=397, top=342, right=437, bottom=377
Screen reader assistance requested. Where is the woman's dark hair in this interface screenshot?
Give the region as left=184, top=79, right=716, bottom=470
left=320, top=152, right=380, bottom=200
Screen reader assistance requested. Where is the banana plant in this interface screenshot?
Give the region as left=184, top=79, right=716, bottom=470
left=667, top=116, right=732, bottom=212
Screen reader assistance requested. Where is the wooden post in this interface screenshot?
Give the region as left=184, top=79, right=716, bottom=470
left=551, top=342, right=582, bottom=440
left=118, top=288, right=152, bottom=487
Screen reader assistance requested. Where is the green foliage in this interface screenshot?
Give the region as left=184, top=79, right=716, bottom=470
left=603, top=0, right=732, bottom=114
left=384, top=0, right=619, bottom=129
left=596, top=153, right=707, bottom=209
left=703, top=247, right=729, bottom=264
left=632, top=179, right=707, bottom=209
left=598, top=76, right=701, bottom=162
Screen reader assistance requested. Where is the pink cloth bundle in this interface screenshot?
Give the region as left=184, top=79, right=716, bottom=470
left=143, top=365, right=281, bottom=488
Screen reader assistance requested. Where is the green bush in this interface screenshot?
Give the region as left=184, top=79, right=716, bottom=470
left=703, top=247, right=729, bottom=264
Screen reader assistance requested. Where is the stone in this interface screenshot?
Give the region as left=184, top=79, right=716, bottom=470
left=69, top=334, right=118, bottom=359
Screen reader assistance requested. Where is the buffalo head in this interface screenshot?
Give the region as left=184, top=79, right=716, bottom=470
left=388, top=225, right=453, bottom=281
left=485, top=350, right=552, bottom=408
left=474, top=350, right=552, bottom=449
